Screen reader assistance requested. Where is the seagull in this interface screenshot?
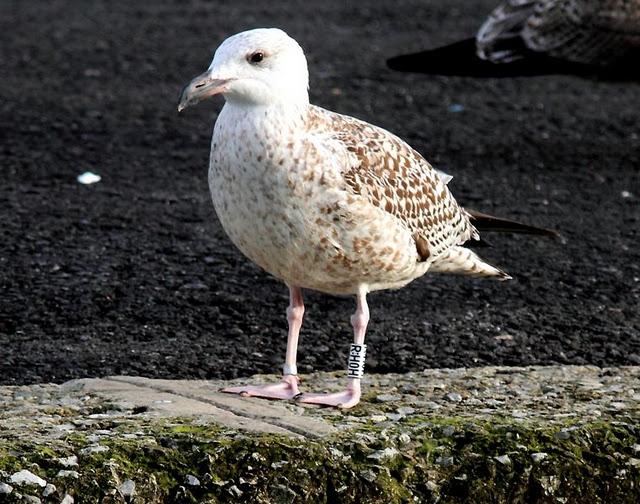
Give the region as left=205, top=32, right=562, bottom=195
left=178, top=28, right=556, bottom=408
left=387, top=0, right=640, bottom=78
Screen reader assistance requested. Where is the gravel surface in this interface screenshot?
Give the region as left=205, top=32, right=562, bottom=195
left=3, top=366, right=637, bottom=442
left=0, top=366, right=638, bottom=502
left=1, top=0, right=639, bottom=384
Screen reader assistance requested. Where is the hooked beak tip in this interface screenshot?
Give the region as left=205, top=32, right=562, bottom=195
left=177, top=82, right=195, bottom=112
left=177, top=72, right=232, bottom=112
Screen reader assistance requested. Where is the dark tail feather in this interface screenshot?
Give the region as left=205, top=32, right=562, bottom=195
left=466, top=209, right=560, bottom=239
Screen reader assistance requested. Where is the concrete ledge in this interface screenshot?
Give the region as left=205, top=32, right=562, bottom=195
left=1, top=366, right=639, bottom=502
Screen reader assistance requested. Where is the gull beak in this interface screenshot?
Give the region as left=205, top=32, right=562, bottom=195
left=177, top=70, right=233, bottom=112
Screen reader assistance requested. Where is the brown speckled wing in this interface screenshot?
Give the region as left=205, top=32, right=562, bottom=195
left=307, top=106, right=478, bottom=261
left=477, top=0, right=640, bottom=65
left=523, top=0, right=640, bottom=65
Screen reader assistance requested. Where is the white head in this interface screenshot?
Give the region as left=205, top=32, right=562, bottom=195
left=178, top=28, right=309, bottom=110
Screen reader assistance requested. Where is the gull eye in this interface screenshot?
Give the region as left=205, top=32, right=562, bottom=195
left=248, top=51, right=264, bottom=64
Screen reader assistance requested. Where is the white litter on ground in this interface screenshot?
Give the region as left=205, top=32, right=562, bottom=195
left=77, top=171, right=101, bottom=185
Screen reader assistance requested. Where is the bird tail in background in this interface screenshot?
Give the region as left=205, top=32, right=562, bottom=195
left=476, top=0, right=537, bottom=63
left=465, top=208, right=560, bottom=239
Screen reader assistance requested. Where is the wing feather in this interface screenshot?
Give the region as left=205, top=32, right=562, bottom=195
left=307, top=106, right=477, bottom=261
left=477, top=0, right=640, bottom=65
left=523, top=0, right=640, bottom=65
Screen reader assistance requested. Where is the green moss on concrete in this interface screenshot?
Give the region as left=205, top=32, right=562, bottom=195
left=0, top=417, right=638, bottom=503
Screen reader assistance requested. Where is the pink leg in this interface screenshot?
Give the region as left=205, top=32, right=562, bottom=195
left=222, top=286, right=303, bottom=400
left=297, top=287, right=369, bottom=409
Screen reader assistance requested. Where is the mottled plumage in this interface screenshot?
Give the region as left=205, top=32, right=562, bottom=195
left=208, top=101, right=502, bottom=296
left=477, top=0, right=640, bottom=64
left=178, top=28, right=541, bottom=409
left=311, top=107, right=478, bottom=260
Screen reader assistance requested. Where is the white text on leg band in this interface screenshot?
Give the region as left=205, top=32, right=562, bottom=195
left=347, top=344, right=366, bottom=379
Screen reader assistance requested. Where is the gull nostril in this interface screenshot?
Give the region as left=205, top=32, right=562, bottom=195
left=195, top=83, right=205, bottom=88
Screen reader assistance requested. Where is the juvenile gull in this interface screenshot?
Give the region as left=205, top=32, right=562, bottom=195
left=387, top=0, right=640, bottom=78
left=477, top=0, right=640, bottom=65
left=178, top=28, right=554, bottom=408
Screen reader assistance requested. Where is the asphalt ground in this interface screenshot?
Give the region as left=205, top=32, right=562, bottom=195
left=1, top=0, right=639, bottom=385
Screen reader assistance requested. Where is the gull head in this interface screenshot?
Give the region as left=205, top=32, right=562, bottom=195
left=178, top=28, right=309, bottom=111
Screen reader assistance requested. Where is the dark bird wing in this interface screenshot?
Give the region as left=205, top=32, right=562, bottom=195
left=477, top=0, right=640, bottom=65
